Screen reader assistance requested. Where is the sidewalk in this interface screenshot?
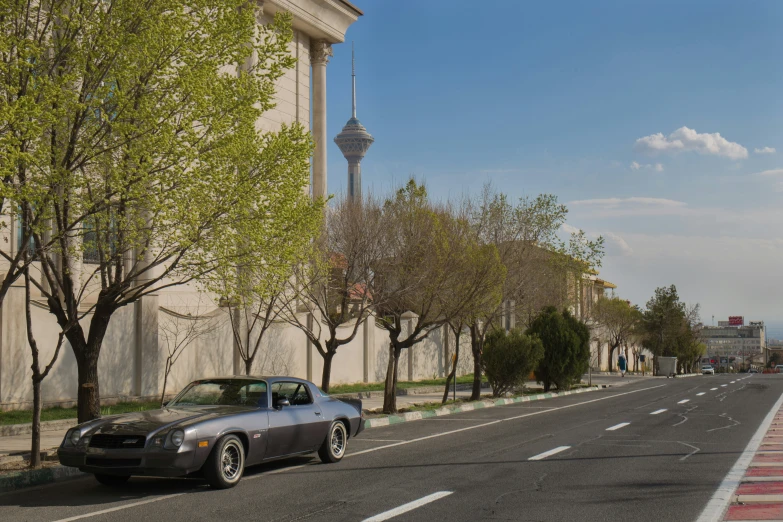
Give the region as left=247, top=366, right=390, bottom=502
left=0, top=374, right=649, bottom=460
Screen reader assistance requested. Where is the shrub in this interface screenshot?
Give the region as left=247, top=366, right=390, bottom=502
left=482, top=328, right=544, bottom=397
left=527, top=307, right=591, bottom=392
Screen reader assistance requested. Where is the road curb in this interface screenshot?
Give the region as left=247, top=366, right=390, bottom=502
left=363, top=386, right=600, bottom=429
left=0, top=465, right=85, bottom=494
left=0, top=419, right=77, bottom=438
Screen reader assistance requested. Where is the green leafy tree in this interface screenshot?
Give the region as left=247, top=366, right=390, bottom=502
left=527, top=306, right=590, bottom=391
left=1, top=1, right=320, bottom=422
left=373, top=179, right=469, bottom=414
left=438, top=203, right=506, bottom=404
left=464, top=185, right=603, bottom=400
left=591, top=297, right=643, bottom=371
left=482, top=328, right=544, bottom=398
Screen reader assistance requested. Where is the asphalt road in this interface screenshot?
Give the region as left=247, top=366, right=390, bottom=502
left=1, top=374, right=781, bottom=522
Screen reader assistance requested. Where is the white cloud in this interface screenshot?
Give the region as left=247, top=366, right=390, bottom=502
left=630, top=161, right=664, bottom=172
left=755, top=147, right=776, bottom=154
left=757, top=168, right=783, bottom=176
left=561, top=223, right=581, bottom=235
left=634, top=126, right=748, bottom=160
left=570, top=197, right=686, bottom=208
left=603, top=231, right=633, bottom=256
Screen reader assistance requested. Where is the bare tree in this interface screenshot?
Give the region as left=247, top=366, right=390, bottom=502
left=281, top=196, right=385, bottom=392
left=158, top=300, right=220, bottom=406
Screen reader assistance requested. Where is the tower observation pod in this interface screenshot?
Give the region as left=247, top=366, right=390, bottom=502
left=334, top=42, right=374, bottom=201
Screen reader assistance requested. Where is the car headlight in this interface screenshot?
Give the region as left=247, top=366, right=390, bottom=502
left=168, top=429, right=185, bottom=448
left=66, top=429, right=80, bottom=446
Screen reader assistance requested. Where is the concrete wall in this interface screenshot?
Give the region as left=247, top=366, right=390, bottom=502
left=0, top=295, right=476, bottom=410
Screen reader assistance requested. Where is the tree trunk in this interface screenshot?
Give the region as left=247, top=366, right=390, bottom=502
left=245, top=356, right=253, bottom=376
left=442, top=330, right=460, bottom=404
left=469, top=325, right=483, bottom=401
left=382, top=343, right=400, bottom=414
left=543, top=379, right=551, bottom=392
left=30, top=378, right=42, bottom=469
left=160, top=360, right=171, bottom=408
left=321, top=350, right=335, bottom=393
left=72, top=303, right=115, bottom=422
left=75, top=352, right=101, bottom=423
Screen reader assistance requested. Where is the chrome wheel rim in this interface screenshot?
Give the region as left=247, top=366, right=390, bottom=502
left=331, top=424, right=346, bottom=458
left=221, top=441, right=242, bottom=481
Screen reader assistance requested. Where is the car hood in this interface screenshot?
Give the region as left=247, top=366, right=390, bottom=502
left=93, top=406, right=252, bottom=435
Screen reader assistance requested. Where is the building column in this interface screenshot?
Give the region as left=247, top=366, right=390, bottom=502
left=310, top=40, right=332, bottom=201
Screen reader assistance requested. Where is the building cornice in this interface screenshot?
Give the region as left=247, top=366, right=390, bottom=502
left=264, top=0, right=360, bottom=43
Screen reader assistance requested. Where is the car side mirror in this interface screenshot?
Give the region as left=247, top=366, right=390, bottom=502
left=277, top=398, right=290, bottom=409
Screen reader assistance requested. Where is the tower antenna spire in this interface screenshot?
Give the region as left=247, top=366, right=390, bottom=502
left=351, top=41, right=356, bottom=119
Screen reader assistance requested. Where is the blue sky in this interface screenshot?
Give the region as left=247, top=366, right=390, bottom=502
left=323, top=0, right=783, bottom=333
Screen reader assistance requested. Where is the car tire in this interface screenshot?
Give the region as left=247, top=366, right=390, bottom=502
left=94, top=473, right=130, bottom=486
left=203, top=434, right=245, bottom=489
left=318, top=421, right=348, bottom=464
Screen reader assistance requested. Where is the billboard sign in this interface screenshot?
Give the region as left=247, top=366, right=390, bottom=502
left=729, top=316, right=744, bottom=326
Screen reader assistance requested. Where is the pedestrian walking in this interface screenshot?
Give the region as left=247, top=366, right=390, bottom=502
left=618, top=353, right=627, bottom=377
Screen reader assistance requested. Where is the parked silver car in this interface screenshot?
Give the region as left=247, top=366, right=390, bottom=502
left=58, top=376, right=363, bottom=489
left=701, top=365, right=715, bottom=375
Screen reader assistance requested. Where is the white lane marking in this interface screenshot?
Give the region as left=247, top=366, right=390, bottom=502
left=50, top=384, right=667, bottom=522
left=678, top=399, right=690, bottom=404
left=606, top=422, right=631, bottom=431
left=695, top=391, right=783, bottom=522
left=697, top=392, right=706, bottom=396
left=721, top=384, right=728, bottom=387
left=347, top=384, right=667, bottom=459
left=711, top=388, right=718, bottom=391
left=51, top=495, right=188, bottom=522
left=679, top=441, right=701, bottom=461
left=363, top=491, right=453, bottom=522
left=731, top=381, right=736, bottom=384
left=529, top=446, right=571, bottom=461
left=651, top=409, right=668, bottom=415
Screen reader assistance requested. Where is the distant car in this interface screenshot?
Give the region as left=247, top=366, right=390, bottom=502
left=58, top=376, right=363, bottom=489
left=701, top=365, right=715, bottom=375
left=776, top=365, right=783, bottom=373
left=749, top=368, right=759, bottom=373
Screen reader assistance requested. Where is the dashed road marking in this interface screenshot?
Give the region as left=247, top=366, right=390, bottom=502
left=529, top=446, right=571, bottom=461
left=678, top=399, right=691, bottom=404
left=651, top=409, right=667, bottom=415
left=363, top=491, right=454, bottom=521
left=697, top=392, right=706, bottom=396
left=606, top=422, right=631, bottom=431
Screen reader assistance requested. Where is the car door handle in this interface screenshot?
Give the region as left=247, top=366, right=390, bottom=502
left=315, top=411, right=321, bottom=415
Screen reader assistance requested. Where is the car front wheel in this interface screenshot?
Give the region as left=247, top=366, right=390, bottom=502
left=318, top=421, right=348, bottom=463
left=94, top=473, right=130, bottom=486
left=203, top=434, right=245, bottom=489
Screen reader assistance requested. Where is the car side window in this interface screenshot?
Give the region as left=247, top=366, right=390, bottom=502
left=271, top=382, right=312, bottom=407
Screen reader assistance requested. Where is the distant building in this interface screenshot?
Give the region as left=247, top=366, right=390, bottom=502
left=701, top=320, right=766, bottom=367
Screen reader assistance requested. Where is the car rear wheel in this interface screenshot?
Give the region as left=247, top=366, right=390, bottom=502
left=94, top=473, right=130, bottom=486
left=203, top=434, right=245, bottom=489
left=318, top=421, right=347, bottom=463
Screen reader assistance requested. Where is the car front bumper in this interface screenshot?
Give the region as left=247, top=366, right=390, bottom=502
left=59, top=445, right=201, bottom=477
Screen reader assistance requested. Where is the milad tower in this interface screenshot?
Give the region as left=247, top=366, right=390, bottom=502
left=334, top=43, right=374, bottom=201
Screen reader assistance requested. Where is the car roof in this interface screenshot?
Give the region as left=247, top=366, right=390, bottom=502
left=194, top=376, right=314, bottom=385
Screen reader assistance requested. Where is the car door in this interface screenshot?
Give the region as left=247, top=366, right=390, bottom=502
left=266, top=382, right=325, bottom=458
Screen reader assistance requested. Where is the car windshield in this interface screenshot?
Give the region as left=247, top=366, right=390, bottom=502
left=168, top=379, right=267, bottom=408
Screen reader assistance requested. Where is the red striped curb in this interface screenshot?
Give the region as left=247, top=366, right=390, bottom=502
left=726, top=502, right=783, bottom=520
